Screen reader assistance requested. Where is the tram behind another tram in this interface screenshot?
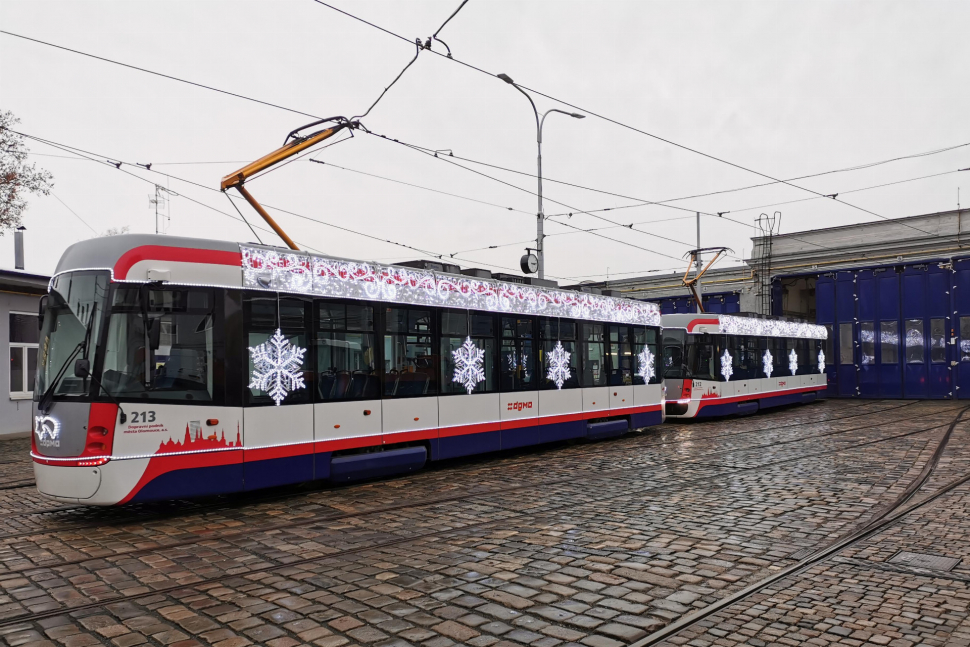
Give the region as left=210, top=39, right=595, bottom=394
left=661, top=313, right=828, bottom=418
left=31, top=234, right=665, bottom=505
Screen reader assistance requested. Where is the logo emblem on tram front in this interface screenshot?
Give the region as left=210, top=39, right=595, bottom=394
left=34, top=415, right=61, bottom=448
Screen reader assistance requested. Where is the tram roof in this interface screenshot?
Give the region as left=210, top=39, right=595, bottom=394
left=661, top=313, right=827, bottom=339
left=52, top=235, right=661, bottom=327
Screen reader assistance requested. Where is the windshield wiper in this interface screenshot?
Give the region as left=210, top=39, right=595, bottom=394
left=37, top=341, right=85, bottom=415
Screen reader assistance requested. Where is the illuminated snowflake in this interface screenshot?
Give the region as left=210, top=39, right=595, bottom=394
left=763, top=349, right=774, bottom=378
left=452, top=336, right=485, bottom=394
left=546, top=341, right=572, bottom=389
left=788, top=348, right=798, bottom=375
left=817, top=349, right=825, bottom=373
left=248, top=328, right=306, bottom=406
left=636, top=347, right=655, bottom=383
left=720, top=349, right=733, bottom=381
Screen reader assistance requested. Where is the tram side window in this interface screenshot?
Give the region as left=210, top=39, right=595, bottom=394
left=839, top=323, right=854, bottom=366
left=633, top=327, right=660, bottom=384
left=440, top=310, right=496, bottom=394
left=538, top=318, right=579, bottom=389
left=384, top=307, right=436, bottom=397
left=930, top=318, right=946, bottom=363
left=795, top=338, right=810, bottom=375
left=102, top=287, right=221, bottom=402
left=500, top=317, right=536, bottom=391
left=905, top=319, right=923, bottom=364
left=686, top=334, right=715, bottom=381
left=961, top=317, right=970, bottom=362
left=317, top=302, right=377, bottom=400
left=881, top=321, right=899, bottom=364
left=608, top=325, right=634, bottom=386
left=243, top=296, right=311, bottom=405
left=771, top=337, right=788, bottom=376
left=582, top=322, right=607, bottom=387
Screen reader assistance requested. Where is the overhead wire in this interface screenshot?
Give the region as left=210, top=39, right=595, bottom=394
left=308, top=1, right=949, bottom=240
left=5, top=27, right=963, bottom=255
left=16, top=130, right=545, bottom=278
left=49, top=192, right=98, bottom=235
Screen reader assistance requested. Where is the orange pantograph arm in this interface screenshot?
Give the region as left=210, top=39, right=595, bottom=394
left=221, top=123, right=347, bottom=250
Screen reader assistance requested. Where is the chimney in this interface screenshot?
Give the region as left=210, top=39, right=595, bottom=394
left=14, top=226, right=25, bottom=270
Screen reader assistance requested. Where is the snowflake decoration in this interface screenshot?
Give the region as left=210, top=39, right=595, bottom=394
left=248, top=328, right=307, bottom=406
left=763, top=349, right=773, bottom=378
left=636, top=347, right=655, bottom=383
left=817, top=349, right=825, bottom=373
left=720, top=349, right=733, bottom=381
left=546, top=341, right=572, bottom=389
left=788, top=348, right=798, bottom=375
left=452, top=336, right=485, bottom=394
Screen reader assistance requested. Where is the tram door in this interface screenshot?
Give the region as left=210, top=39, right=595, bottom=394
left=901, top=264, right=951, bottom=399
left=956, top=258, right=970, bottom=399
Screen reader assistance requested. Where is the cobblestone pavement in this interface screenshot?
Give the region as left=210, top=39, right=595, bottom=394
left=2, top=400, right=970, bottom=647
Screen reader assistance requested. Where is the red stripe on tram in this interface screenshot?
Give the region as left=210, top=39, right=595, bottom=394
left=114, top=246, right=242, bottom=279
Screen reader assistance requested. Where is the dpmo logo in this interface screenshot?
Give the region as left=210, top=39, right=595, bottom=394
left=507, top=401, right=534, bottom=412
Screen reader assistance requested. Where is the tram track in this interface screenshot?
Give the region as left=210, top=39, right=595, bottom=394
left=0, top=404, right=961, bottom=628
left=0, top=400, right=938, bottom=546
left=0, top=399, right=910, bottom=522
left=629, top=404, right=970, bottom=647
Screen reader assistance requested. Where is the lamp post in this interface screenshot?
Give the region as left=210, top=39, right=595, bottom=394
left=497, top=73, right=584, bottom=280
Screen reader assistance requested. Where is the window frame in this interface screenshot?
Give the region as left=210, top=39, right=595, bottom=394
left=9, top=311, right=39, bottom=398
left=382, top=305, right=438, bottom=399
left=315, top=298, right=379, bottom=402
left=439, top=308, right=498, bottom=396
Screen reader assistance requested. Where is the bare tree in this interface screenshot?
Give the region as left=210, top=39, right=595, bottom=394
left=1, top=111, right=53, bottom=234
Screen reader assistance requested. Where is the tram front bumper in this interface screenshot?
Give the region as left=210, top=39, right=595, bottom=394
left=33, top=462, right=102, bottom=502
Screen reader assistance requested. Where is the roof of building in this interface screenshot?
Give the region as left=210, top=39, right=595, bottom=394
left=0, top=268, right=49, bottom=295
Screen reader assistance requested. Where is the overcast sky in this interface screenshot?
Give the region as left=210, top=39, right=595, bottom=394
left=2, top=0, right=968, bottom=284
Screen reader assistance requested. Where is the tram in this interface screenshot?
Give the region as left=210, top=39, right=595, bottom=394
left=31, top=235, right=665, bottom=505
left=661, top=313, right=828, bottom=418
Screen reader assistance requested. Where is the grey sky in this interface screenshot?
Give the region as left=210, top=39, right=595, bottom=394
left=2, top=0, right=968, bottom=282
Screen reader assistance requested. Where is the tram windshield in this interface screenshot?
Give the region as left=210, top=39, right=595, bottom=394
left=100, top=287, right=217, bottom=401
left=35, top=271, right=110, bottom=399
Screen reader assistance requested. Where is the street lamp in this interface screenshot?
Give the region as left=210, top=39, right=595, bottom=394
left=497, top=73, right=584, bottom=280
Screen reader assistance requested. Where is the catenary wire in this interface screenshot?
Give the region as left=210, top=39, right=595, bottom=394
left=49, top=192, right=98, bottom=235
left=16, top=130, right=547, bottom=278
left=307, top=1, right=947, bottom=240
left=0, top=27, right=970, bottom=243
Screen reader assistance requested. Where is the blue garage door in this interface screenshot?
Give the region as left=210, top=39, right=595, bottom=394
left=856, top=268, right=903, bottom=398
left=835, top=271, right=858, bottom=397
left=815, top=274, right=838, bottom=397
left=956, top=258, right=970, bottom=399
left=901, top=264, right=951, bottom=399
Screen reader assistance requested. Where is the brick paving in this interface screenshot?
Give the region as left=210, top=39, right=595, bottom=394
left=1, top=400, right=970, bottom=647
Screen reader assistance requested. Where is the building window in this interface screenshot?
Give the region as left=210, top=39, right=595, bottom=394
left=930, top=318, right=946, bottom=363
left=961, top=317, right=970, bottom=363
left=9, top=313, right=39, bottom=397
left=839, top=323, right=854, bottom=366
left=880, top=321, right=899, bottom=364
left=860, top=322, right=874, bottom=366
left=905, top=319, right=924, bottom=364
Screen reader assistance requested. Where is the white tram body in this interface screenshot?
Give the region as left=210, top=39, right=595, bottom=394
left=31, top=235, right=664, bottom=505
left=661, top=313, right=828, bottom=419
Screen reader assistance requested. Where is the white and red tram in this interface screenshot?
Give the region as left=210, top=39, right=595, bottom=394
left=661, top=313, right=828, bottom=418
left=31, top=235, right=664, bottom=505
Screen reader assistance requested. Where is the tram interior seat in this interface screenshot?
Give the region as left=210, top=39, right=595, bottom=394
left=397, top=372, right=430, bottom=396
left=349, top=372, right=380, bottom=399
left=319, top=373, right=335, bottom=399
left=332, top=371, right=353, bottom=399
left=385, top=370, right=399, bottom=396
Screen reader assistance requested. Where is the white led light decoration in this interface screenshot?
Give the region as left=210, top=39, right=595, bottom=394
left=547, top=341, right=572, bottom=390
left=452, top=336, right=485, bottom=395
left=34, top=415, right=61, bottom=448
left=637, top=347, right=655, bottom=383
left=818, top=349, right=825, bottom=373
left=763, top=349, right=774, bottom=378
left=718, top=315, right=827, bottom=340
left=240, top=245, right=661, bottom=327
left=788, top=348, right=798, bottom=375
left=720, top=349, right=733, bottom=381
left=248, top=328, right=307, bottom=406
